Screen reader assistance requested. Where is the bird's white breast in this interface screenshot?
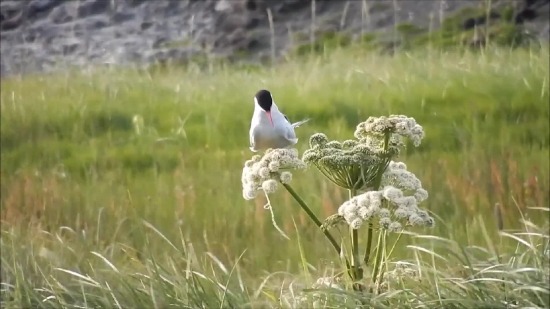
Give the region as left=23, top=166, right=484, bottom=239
left=249, top=104, right=297, bottom=151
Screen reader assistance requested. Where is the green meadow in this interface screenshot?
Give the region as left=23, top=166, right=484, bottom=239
left=1, top=46, right=549, bottom=308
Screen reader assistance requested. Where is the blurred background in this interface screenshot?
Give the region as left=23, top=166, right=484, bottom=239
left=1, top=1, right=549, bottom=308
left=1, top=0, right=549, bottom=76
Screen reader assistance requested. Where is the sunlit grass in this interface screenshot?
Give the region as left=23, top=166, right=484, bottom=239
left=1, top=46, right=549, bottom=307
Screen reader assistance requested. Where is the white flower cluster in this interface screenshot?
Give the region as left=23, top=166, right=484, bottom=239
left=378, top=261, right=420, bottom=293
left=354, top=115, right=425, bottom=147
left=286, top=276, right=344, bottom=309
left=381, top=161, right=428, bottom=200
left=337, top=162, right=433, bottom=231
left=312, top=276, right=344, bottom=290
left=389, top=261, right=419, bottom=279
left=302, top=133, right=385, bottom=190
left=241, top=148, right=305, bottom=200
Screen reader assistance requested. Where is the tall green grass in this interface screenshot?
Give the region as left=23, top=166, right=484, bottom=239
left=1, top=46, right=549, bottom=308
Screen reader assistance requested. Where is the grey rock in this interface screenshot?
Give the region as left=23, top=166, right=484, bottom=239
left=1, top=12, right=23, bottom=31
left=112, top=10, right=135, bottom=24
left=83, top=15, right=109, bottom=30
left=28, top=0, right=62, bottom=19
left=0, top=1, right=25, bottom=11
left=50, top=3, right=77, bottom=24
left=77, top=0, right=112, bottom=18
left=26, top=19, right=60, bottom=42
left=0, top=0, right=549, bottom=77
left=140, top=20, right=154, bottom=31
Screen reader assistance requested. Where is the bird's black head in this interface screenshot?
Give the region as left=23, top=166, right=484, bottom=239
left=255, top=89, right=273, bottom=112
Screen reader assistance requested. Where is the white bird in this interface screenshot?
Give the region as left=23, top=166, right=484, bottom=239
left=249, top=89, right=309, bottom=152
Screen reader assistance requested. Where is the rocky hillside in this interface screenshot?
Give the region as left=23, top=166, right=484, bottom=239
left=1, top=0, right=548, bottom=76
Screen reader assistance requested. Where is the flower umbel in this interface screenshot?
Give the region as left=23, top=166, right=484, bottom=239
left=302, top=116, right=423, bottom=191
left=242, top=148, right=305, bottom=200
left=302, top=133, right=390, bottom=190
left=354, top=115, right=425, bottom=147
left=336, top=161, right=433, bottom=230
left=337, top=187, right=433, bottom=230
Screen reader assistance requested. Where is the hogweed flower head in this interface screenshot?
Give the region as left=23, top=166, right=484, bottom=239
left=392, top=261, right=419, bottom=278
left=381, top=161, right=425, bottom=196
left=354, top=115, right=425, bottom=148
left=302, top=115, right=423, bottom=191
left=261, top=179, right=278, bottom=194
left=377, top=261, right=420, bottom=293
left=336, top=163, right=433, bottom=231
left=279, top=171, right=293, bottom=184
left=312, top=276, right=344, bottom=290
left=242, top=148, right=306, bottom=200
left=302, top=133, right=389, bottom=190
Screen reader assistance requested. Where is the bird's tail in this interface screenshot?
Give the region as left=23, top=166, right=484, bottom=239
left=291, top=118, right=310, bottom=128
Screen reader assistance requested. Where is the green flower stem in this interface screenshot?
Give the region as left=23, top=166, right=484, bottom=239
left=351, top=229, right=361, bottom=277
left=363, top=132, right=391, bottom=266
left=386, top=231, right=404, bottom=258
left=370, top=230, right=385, bottom=287
left=371, top=131, right=391, bottom=187
left=281, top=183, right=342, bottom=257
left=363, top=223, right=374, bottom=266
left=349, top=189, right=362, bottom=286
left=376, top=230, right=389, bottom=291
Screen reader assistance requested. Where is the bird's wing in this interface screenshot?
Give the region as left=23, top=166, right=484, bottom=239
left=283, top=114, right=291, bottom=124
left=249, top=126, right=258, bottom=152
left=283, top=125, right=298, bottom=145
left=291, top=118, right=310, bottom=128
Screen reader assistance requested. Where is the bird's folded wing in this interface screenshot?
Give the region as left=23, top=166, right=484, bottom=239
left=249, top=127, right=258, bottom=152
left=283, top=114, right=290, bottom=123
left=283, top=126, right=298, bottom=144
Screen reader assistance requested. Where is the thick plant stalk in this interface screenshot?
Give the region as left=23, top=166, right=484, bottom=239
left=281, top=183, right=342, bottom=257
left=370, top=230, right=385, bottom=287
left=348, top=188, right=364, bottom=290
left=282, top=182, right=357, bottom=281
left=363, top=223, right=374, bottom=265
left=363, top=132, right=391, bottom=265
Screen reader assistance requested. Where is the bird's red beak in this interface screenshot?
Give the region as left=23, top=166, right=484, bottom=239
left=266, top=111, right=274, bottom=127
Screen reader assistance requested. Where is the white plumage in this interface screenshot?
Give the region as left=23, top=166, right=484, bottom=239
left=249, top=90, right=309, bottom=152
